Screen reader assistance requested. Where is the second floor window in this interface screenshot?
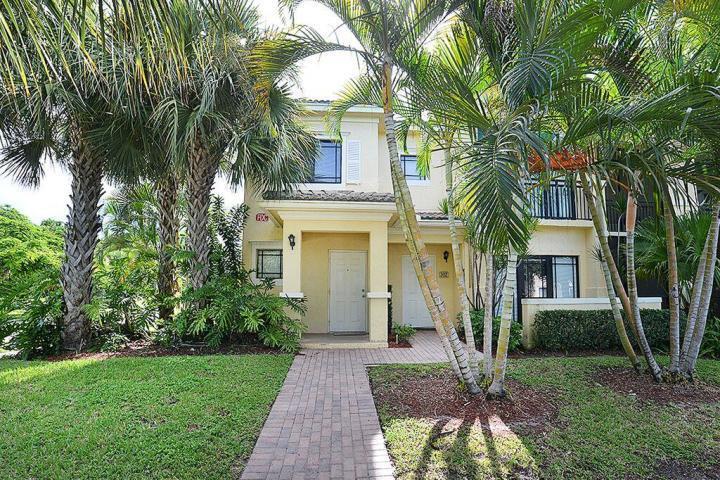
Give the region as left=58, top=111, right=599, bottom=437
left=400, top=154, right=427, bottom=181
left=309, top=139, right=342, bottom=183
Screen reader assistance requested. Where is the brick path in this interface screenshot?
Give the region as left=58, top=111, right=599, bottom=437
left=241, top=331, right=448, bottom=479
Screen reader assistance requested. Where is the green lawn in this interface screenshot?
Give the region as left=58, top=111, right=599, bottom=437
left=369, top=357, right=720, bottom=480
left=0, top=354, right=293, bottom=480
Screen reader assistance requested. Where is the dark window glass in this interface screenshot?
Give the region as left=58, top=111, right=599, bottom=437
left=400, top=154, right=426, bottom=180
left=309, top=140, right=342, bottom=183
left=518, top=256, right=578, bottom=299
left=256, top=249, right=283, bottom=280
left=527, top=179, right=577, bottom=219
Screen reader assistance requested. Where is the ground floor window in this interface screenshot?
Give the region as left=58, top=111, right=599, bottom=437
left=256, top=249, right=283, bottom=280
left=518, top=255, right=578, bottom=299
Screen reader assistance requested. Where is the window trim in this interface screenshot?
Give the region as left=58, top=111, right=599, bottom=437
left=308, top=139, right=343, bottom=184
left=517, top=255, right=579, bottom=300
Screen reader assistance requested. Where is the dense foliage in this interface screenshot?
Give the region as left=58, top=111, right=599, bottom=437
left=391, top=322, right=417, bottom=344
left=0, top=207, right=64, bottom=358
left=458, top=309, right=523, bottom=353
left=534, top=309, right=678, bottom=352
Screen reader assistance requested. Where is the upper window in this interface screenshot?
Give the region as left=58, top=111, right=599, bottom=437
left=400, top=154, right=427, bottom=181
left=519, top=256, right=578, bottom=299
left=309, top=139, right=342, bottom=183
left=256, top=249, right=283, bottom=280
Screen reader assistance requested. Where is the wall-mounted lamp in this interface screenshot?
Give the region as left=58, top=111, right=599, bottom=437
left=443, top=250, right=450, bottom=263
left=288, top=234, right=296, bottom=250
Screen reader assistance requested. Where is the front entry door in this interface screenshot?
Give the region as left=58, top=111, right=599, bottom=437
left=402, top=255, right=436, bottom=328
left=329, top=251, right=368, bottom=333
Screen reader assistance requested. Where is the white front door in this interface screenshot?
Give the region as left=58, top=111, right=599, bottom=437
left=329, top=251, right=368, bottom=333
left=402, top=255, right=436, bottom=328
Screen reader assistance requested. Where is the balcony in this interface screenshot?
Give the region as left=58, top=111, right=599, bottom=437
left=606, top=200, right=656, bottom=232
left=527, top=180, right=592, bottom=221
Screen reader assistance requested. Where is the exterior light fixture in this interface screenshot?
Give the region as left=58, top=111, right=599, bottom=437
left=443, top=250, right=450, bottom=263
left=288, top=234, right=296, bottom=250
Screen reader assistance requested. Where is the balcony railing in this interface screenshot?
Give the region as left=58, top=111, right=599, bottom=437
left=527, top=180, right=592, bottom=221
left=606, top=201, right=656, bottom=232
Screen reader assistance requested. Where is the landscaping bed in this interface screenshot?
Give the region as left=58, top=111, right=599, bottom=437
left=0, top=354, right=292, bottom=479
left=369, top=357, right=720, bottom=479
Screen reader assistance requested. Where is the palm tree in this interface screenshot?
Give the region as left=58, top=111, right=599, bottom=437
left=151, top=1, right=317, bottom=293
left=260, top=0, right=483, bottom=393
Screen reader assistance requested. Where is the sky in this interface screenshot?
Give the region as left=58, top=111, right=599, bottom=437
left=0, top=1, right=361, bottom=223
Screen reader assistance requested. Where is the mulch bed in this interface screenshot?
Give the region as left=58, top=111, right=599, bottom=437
left=594, top=367, right=720, bottom=406
left=388, top=340, right=412, bottom=349
left=371, top=366, right=559, bottom=436
left=45, top=341, right=278, bottom=362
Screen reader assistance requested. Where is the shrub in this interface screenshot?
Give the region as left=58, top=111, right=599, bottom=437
left=0, top=207, right=64, bottom=358
left=458, top=309, right=523, bottom=353
left=700, top=317, right=720, bottom=359
left=172, top=271, right=306, bottom=352
left=391, top=323, right=416, bottom=343
left=533, top=309, right=677, bottom=352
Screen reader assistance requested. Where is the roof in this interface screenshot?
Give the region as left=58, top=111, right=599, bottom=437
left=417, top=211, right=448, bottom=221
left=262, top=190, right=395, bottom=203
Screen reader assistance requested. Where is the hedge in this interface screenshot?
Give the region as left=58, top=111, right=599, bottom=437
left=457, top=309, right=523, bottom=353
left=533, top=309, right=679, bottom=352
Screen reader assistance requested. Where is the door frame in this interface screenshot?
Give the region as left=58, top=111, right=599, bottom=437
left=328, top=249, right=368, bottom=333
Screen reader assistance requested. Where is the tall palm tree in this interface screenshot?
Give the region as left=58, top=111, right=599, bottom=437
left=151, top=1, right=317, bottom=293
left=260, top=0, right=483, bottom=393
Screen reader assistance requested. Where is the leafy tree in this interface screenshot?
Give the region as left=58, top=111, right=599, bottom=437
left=0, top=206, right=64, bottom=358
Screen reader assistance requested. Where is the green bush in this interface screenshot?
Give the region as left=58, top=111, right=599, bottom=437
left=172, top=271, right=306, bottom=352
left=458, top=309, right=523, bottom=353
left=700, top=317, right=720, bottom=359
left=533, top=309, right=677, bottom=352
left=391, top=323, right=416, bottom=343
left=0, top=207, right=64, bottom=358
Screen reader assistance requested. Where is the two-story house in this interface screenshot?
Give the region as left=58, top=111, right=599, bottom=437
left=243, top=100, right=662, bottom=348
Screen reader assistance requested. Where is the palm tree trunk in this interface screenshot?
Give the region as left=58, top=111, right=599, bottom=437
left=684, top=202, right=720, bottom=375
left=61, top=128, right=104, bottom=352
left=627, top=192, right=663, bottom=381
left=381, top=61, right=480, bottom=393
left=186, top=139, right=219, bottom=291
left=661, top=186, right=681, bottom=375
left=487, top=251, right=517, bottom=397
left=680, top=219, right=710, bottom=365
left=445, top=148, right=480, bottom=376
left=483, top=253, right=494, bottom=379
left=157, top=172, right=180, bottom=320
left=579, top=173, right=640, bottom=369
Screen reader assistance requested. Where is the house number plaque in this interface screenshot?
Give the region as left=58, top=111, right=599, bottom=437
left=439, top=271, right=449, bottom=278
left=255, top=213, right=269, bottom=222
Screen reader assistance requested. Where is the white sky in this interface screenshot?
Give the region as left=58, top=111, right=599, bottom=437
left=0, top=1, right=360, bottom=223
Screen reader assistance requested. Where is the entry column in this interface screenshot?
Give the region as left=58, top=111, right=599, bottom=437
left=281, top=220, right=303, bottom=299
left=367, top=223, right=389, bottom=343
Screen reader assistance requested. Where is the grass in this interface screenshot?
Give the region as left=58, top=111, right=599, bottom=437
left=0, top=354, right=293, bottom=480
left=369, top=357, right=720, bottom=480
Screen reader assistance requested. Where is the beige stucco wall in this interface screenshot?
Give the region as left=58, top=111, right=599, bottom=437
left=388, top=242, right=462, bottom=327
left=300, top=232, right=370, bottom=333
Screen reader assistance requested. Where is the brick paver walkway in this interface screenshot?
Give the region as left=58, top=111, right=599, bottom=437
left=241, top=331, right=448, bottom=480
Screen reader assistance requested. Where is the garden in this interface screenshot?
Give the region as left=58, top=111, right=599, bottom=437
left=2, top=0, right=720, bottom=479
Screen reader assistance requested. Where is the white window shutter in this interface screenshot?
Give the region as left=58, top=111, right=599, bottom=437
left=346, top=140, right=361, bottom=184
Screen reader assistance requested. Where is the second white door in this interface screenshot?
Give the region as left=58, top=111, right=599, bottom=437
left=329, top=251, right=368, bottom=333
left=402, top=255, right=436, bottom=328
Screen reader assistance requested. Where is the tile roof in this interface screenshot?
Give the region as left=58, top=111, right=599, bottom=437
left=262, top=190, right=395, bottom=203
left=417, top=211, right=449, bottom=221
